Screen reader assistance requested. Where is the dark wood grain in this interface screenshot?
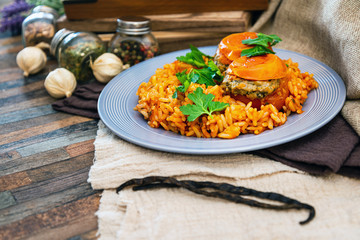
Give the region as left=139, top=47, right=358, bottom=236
left=57, top=11, right=251, bottom=33
left=63, top=0, right=267, bottom=20
left=0, top=194, right=100, bottom=240
left=0, top=35, right=100, bottom=239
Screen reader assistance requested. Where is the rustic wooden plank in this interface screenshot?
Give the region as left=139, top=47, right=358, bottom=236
left=0, top=53, right=18, bottom=69
left=28, top=214, right=98, bottom=240
left=65, top=139, right=95, bottom=158
left=151, top=11, right=251, bottom=32
left=0, top=182, right=97, bottom=226
left=99, top=31, right=227, bottom=43
left=0, top=67, right=23, bottom=83
left=0, top=80, right=46, bottom=99
left=0, top=96, right=52, bottom=115
left=0, top=150, right=21, bottom=163
left=0, top=44, right=22, bottom=55
left=0, top=34, right=100, bottom=239
left=0, top=191, right=16, bottom=210
left=0, top=148, right=69, bottom=176
left=159, top=36, right=225, bottom=54
left=99, top=31, right=228, bottom=54
left=0, top=152, right=93, bottom=191
left=57, top=11, right=251, bottom=33
left=0, top=36, right=22, bottom=56
left=63, top=0, right=267, bottom=20
left=0, top=111, right=70, bottom=135
left=0, top=36, right=21, bottom=46
left=0, top=105, right=57, bottom=125
left=0, top=83, right=48, bottom=103
left=8, top=122, right=97, bottom=157
left=0, top=60, right=55, bottom=91
left=11, top=167, right=90, bottom=203
left=0, top=172, right=32, bottom=191
left=0, top=116, right=93, bottom=145
left=0, top=194, right=100, bottom=240
left=26, top=152, right=94, bottom=183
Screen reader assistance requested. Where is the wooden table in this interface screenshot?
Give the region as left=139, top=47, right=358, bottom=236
left=0, top=36, right=100, bottom=239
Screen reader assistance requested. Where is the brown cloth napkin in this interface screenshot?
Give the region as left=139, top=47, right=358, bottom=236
left=256, top=115, right=360, bottom=178
left=52, top=81, right=106, bottom=119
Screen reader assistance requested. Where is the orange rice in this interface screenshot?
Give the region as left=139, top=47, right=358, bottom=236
left=134, top=59, right=318, bottom=139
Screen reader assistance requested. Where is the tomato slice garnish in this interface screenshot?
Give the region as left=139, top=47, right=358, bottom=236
left=219, top=32, right=258, bottom=61
left=218, top=32, right=275, bottom=62
left=227, top=54, right=287, bottom=81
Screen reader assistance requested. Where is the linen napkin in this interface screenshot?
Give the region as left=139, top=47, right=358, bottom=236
left=89, top=119, right=360, bottom=239
left=51, top=81, right=105, bottom=119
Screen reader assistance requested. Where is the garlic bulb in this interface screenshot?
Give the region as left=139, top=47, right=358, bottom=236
left=16, top=46, right=47, bottom=77
left=90, top=53, right=129, bottom=83
left=44, top=68, right=77, bottom=98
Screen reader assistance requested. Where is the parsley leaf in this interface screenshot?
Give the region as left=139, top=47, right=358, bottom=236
left=179, top=87, right=229, bottom=122
left=172, top=62, right=224, bottom=98
left=193, top=68, right=217, bottom=86
left=173, top=46, right=224, bottom=99
left=242, top=33, right=282, bottom=47
left=241, top=45, right=275, bottom=57
left=176, top=45, right=212, bottom=68
left=241, top=33, right=282, bottom=57
left=172, top=70, right=194, bottom=98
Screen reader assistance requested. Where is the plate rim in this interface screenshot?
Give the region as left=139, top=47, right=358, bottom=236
left=98, top=46, right=346, bottom=155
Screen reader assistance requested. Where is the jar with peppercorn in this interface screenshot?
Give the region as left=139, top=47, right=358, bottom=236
left=108, top=16, right=159, bottom=66
left=22, top=5, right=59, bottom=47
left=50, top=28, right=106, bottom=82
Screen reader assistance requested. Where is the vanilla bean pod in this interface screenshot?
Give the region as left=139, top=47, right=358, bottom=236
left=116, top=176, right=315, bottom=225
left=184, top=180, right=315, bottom=224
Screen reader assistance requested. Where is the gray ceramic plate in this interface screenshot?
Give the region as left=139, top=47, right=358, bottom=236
left=98, top=46, right=346, bottom=154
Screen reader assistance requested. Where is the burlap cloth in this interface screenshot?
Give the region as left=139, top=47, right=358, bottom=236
left=88, top=0, right=360, bottom=239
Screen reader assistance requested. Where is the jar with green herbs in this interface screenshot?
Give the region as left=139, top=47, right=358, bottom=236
left=108, top=16, right=159, bottom=66
left=50, top=28, right=106, bottom=82
left=22, top=5, right=59, bottom=47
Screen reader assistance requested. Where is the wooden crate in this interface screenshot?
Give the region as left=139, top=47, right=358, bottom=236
left=57, top=11, right=252, bottom=33
left=57, top=11, right=252, bottom=53
left=98, top=32, right=229, bottom=54
left=62, top=0, right=267, bottom=20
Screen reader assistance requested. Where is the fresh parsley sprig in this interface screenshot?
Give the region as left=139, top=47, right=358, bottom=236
left=172, top=66, right=219, bottom=98
left=172, top=70, right=197, bottom=98
left=241, top=45, right=275, bottom=57
left=242, top=33, right=282, bottom=47
left=179, top=87, right=229, bottom=122
left=173, top=46, right=224, bottom=98
left=241, top=33, right=282, bottom=57
left=176, top=45, right=213, bottom=68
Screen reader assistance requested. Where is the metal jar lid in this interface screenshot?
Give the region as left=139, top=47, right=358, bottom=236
left=116, top=16, right=151, bottom=35
left=32, top=5, right=59, bottom=19
left=50, top=28, right=75, bottom=56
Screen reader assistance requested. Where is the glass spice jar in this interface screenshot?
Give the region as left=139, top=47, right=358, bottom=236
left=50, top=28, right=106, bottom=82
left=22, top=5, right=59, bottom=47
left=108, top=16, right=159, bottom=66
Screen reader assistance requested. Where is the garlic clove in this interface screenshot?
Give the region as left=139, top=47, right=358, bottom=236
left=16, top=46, right=47, bottom=77
left=44, top=68, right=77, bottom=99
left=90, top=53, right=126, bottom=83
